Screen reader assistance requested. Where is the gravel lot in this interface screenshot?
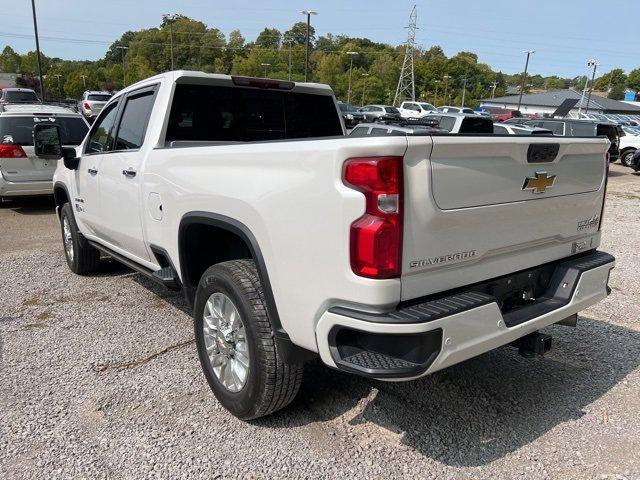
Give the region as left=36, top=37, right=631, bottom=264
left=1, top=164, right=639, bottom=479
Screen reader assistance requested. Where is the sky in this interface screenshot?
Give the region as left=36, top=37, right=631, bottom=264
left=2, top=0, right=639, bottom=78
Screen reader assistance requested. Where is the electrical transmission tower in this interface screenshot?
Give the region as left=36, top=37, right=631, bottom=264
left=394, top=5, right=417, bottom=106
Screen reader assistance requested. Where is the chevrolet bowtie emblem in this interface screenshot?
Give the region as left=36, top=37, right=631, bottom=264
left=522, top=171, right=556, bottom=194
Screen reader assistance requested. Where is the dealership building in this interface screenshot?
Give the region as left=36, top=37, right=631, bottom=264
left=480, top=89, right=640, bottom=117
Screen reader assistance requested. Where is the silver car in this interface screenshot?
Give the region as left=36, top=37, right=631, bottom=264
left=78, top=91, right=112, bottom=121
left=0, top=104, right=89, bottom=205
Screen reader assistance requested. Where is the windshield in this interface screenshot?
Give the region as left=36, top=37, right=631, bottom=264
left=3, top=90, right=39, bottom=102
left=87, top=94, right=112, bottom=102
left=0, top=116, right=88, bottom=146
left=339, top=103, right=358, bottom=112
left=419, top=103, right=436, bottom=111
left=384, top=106, right=400, bottom=114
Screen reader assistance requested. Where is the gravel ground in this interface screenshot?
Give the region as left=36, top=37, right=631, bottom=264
left=1, top=165, right=639, bottom=479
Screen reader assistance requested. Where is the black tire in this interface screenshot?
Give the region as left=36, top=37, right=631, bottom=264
left=194, top=259, right=303, bottom=420
left=621, top=149, right=636, bottom=167
left=0, top=196, right=7, bottom=208
left=60, top=203, right=100, bottom=274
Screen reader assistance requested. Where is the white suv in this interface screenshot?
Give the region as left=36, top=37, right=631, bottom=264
left=0, top=104, right=88, bottom=205
left=398, top=100, right=437, bottom=118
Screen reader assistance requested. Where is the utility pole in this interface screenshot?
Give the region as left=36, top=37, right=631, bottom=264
left=460, top=76, right=468, bottom=107
left=361, top=73, right=369, bottom=106
left=163, top=14, right=178, bottom=70
left=261, top=63, right=271, bottom=78
left=288, top=40, right=293, bottom=81
left=517, top=50, right=535, bottom=111
left=585, top=59, right=598, bottom=115
left=442, top=75, right=451, bottom=105
left=80, top=75, right=87, bottom=88
left=301, top=10, right=317, bottom=82
left=490, top=81, right=497, bottom=98
left=30, top=0, right=45, bottom=100
left=433, top=80, right=440, bottom=104
left=393, top=4, right=417, bottom=106
left=346, top=51, right=358, bottom=104
left=117, top=46, right=128, bottom=86
left=54, top=74, right=62, bottom=98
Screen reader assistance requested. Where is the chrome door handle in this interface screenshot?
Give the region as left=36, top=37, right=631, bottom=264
left=122, top=168, right=137, bottom=178
left=87, top=168, right=98, bottom=175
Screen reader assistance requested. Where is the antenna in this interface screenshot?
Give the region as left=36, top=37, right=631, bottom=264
left=393, top=5, right=417, bottom=106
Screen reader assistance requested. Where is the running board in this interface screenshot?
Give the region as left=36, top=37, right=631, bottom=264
left=88, top=241, right=182, bottom=291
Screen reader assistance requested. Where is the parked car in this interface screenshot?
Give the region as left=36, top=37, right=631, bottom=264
left=493, top=123, right=553, bottom=135
left=479, top=106, right=523, bottom=122
left=525, top=118, right=621, bottom=162
left=424, top=112, right=494, bottom=133
left=618, top=126, right=640, bottom=167
left=398, top=101, right=438, bottom=118
left=349, top=118, right=447, bottom=137
left=359, top=104, right=401, bottom=122
left=338, top=102, right=365, bottom=128
left=77, top=91, right=113, bottom=121
left=0, top=103, right=89, bottom=205
left=437, top=105, right=477, bottom=114
left=0, top=87, right=40, bottom=104
left=42, top=71, right=614, bottom=420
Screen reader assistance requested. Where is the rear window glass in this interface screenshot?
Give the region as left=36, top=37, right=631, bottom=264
left=0, top=116, right=88, bottom=146
left=349, top=126, right=370, bottom=137
left=166, top=84, right=343, bottom=143
left=2, top=90, right=39, bottom=102
left=571, top=123, right=597, bottom=136
left=87, top=94, right=112, bottom=102
left=459, top=117, right=494, bottom=134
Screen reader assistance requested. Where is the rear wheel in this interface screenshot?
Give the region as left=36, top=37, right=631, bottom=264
left=194, top=260, right=303, bottom=420
left=60, top=203, right=100, bottom=274
left=621, top=149, right=636, bottom=167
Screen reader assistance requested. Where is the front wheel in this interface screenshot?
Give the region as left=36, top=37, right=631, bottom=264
left=194, top=260, right=303, bottom=420
left=621, top=149, right=636, bottom=167
left=59, top=203, right=100, bottom=274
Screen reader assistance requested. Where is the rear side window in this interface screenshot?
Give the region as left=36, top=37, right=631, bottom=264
left=114, top=90, right=156, bottom=150
left=459, top=117, right=494, bottom=134
left=87, top=94, right=111, bottom=102
left=166, top=84, right=343, bottom=143
left=0, top=116, right=88, bottom=146
left=541, top=122, right=565, bottom=135
left=349, top=126, right=370, bottom=137
left=436, top=116, right=456, bottom=132
left=570, top=123, right=596, bottom=136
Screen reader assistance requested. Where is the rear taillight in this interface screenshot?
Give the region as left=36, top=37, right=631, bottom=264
left=343, top=156, right=403, bottom=279
left=0, top=144, right=27, bottom=158
left=599, top=153, right=609, bottom=231
left=83, top=102, right=91, bottom=110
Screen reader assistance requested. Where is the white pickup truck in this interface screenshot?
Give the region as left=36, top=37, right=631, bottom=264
left=33, top=71, right=615, bottom=420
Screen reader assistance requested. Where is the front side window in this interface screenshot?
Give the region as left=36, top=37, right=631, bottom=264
left=85, top=101, right=119, bottom=153
left=114, top=90, right=156, bottom=150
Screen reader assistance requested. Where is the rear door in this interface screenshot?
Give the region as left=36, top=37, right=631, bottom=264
left=401, top=135, right=609, bottom=301
left=95, top=85, right=157, bottom=262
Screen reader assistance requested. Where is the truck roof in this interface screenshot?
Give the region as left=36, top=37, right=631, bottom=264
left=112, top=70, right=335, bottom=102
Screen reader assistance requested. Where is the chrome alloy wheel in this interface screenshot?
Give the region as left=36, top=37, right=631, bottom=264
left=62, top=216, right=74, bottom=262
left=202, top=292, right=250, bottom=392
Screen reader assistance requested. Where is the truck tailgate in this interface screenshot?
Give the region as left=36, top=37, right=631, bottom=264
left=401, top=135, right=609, bottom=302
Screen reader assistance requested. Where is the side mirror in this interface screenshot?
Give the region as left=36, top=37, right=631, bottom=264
left=62, top=147, right=79, bottom=170
left=32, top=123, right=62, bottom=160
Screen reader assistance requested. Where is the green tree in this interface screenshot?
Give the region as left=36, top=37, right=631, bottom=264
left=284, top=22, right=315, bottom=46
left=0, top=46, right=20, bottom=73
left=594, top=68, right=627, bottom=91
left=255, top=28, right=281, bottom=49
left=608, top=84, right=626, bottom=100
left=626, top=68, right=640, bottom=92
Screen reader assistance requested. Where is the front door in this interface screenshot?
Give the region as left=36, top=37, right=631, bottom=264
left=73, top=100, right=120, bottom=236
left=95, top=86, right=157, bottom=263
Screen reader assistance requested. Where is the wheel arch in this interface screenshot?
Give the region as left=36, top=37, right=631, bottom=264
left=53, top=182, right=70, bottom=218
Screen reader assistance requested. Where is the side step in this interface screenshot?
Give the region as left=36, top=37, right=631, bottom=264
left=152, top=266, right=181, bottom=290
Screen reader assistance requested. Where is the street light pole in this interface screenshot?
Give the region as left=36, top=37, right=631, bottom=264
left=30, top=0, right=45, bottom=100
left=80, top=75, right=87, bottom=88
left=434, top=80, right=440, bottom=104
left=585, top=59, right=598, bottom=115
left=117, top=46, right=128, bottom=86
left=460, top=76, right=468, bottom=107
left=288, top=40, right=293, bottom=81
left=442, top=75, right=451, bottom=105
left=261, top=63, right=271, bottom=78
left=490, top=81, right=497, bottom=98
left=54, top=74, right=62, bottom=98
left=361, top=73, right=369, bottom=106
left=301, top=10, right=317, bottom=82
left=517, top=50, right=535, bottom=111
left=163, top=14, right=178, bottom=70
left=346, top=51, right=358, bottom=104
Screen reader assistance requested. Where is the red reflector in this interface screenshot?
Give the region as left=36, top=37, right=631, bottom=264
left=231, top=76, right=295, bottom=90
left=83, top=102, right=91, bottom=109
left=0, top=143, right=27, bottom=158
left=343, top=156, right=403, bottom=279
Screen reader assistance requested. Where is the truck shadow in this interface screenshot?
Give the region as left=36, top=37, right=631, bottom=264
left=2, top=195, right=55, bottom=215
left=261, top=317, right=640, bottom=467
